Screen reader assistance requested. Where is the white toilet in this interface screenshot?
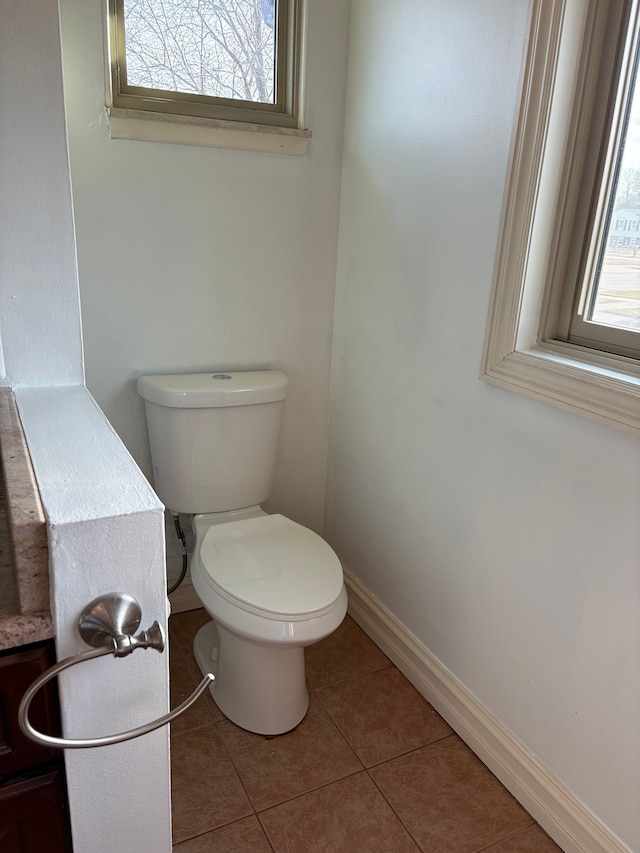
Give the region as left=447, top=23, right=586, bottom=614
left=137, top=370, right=347, bottom=735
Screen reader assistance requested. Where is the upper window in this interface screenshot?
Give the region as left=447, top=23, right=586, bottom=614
left=107, top=0, right=303, bottom=128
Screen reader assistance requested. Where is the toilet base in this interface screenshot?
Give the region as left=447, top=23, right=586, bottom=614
left=192, top=620, right=220, bottom=680
left=193, top=620, right=309, bottom=736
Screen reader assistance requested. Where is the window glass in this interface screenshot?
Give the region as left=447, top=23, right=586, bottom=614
left=122, top=0, right=277, bottom=104
left=588, top=42, right=640, bottom=333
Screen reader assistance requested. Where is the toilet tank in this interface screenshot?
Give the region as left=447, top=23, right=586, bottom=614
left=137, top=371, right=289, bottom=514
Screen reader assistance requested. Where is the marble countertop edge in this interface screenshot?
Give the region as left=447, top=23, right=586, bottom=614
left=0, top=610, right=54, bottom=652
left=0, top=387, right=53, bottom=649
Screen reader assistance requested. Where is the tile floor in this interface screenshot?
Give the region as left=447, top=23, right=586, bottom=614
left=169, top=608, right=562, bottom=852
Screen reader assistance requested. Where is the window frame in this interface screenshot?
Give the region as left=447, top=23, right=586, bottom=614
left=106, top=0, right=308, bottom=140
left=558, top=0, right=640, bottom=358
left=481, top=0, right=640, bottom=437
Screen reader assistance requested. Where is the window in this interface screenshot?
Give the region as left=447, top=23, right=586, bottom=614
left=553, top=0, right=640, bottom=359
left=106, top=0, right=310, bottom=152
left=482, top=0, right=640, bottom=436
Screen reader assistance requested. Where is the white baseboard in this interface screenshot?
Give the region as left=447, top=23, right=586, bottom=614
left=343, top=568, right=631, bottom=853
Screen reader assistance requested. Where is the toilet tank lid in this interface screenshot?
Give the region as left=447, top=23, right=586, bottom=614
left=137, top=371, right=289, bottom=408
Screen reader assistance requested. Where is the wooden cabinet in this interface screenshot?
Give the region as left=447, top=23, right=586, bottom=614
left=0, top=641, right=71, bottom=852
left=0, top=768, right=70, bottom=852
left=0, top=643, right=59, bottom=777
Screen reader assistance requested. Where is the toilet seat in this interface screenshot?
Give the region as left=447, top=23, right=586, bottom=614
left=197, top=514, right=343, bottom=621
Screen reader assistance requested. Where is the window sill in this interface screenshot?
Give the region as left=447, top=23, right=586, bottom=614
left=482, top=343, right=640, bottom=437
left=107, top=108, right=311, bottom=155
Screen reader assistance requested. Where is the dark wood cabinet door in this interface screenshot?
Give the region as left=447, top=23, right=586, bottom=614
left=0, top=642, right=59, bottom=779
left=0, top=767, right=71, bottom=852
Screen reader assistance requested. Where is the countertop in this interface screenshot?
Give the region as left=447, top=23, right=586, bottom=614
left=0, top=387, right=53, bottom=651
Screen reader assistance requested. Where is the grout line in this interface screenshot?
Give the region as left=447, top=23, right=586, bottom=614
left=180, top=819, right=277, bottom=853
left=254, top=767, right=367, bottom=816
left=171, top=815, right=270, bottom=851
left=471, top=820, right=542, bottom=853
left=253, top=813, right=278, bottom=853
left=361, top=732, right=458, bottom=771
left=212, top=717, right=261, bottom=815
left=211, top=694, right=363, bottom=813
left=169, top=719, right=218, bottom=737
left=365, top=765, right=425, bottom=851
left=305, top=660, right=392, bottom=692
left=311, top=683, right=454, bottom=772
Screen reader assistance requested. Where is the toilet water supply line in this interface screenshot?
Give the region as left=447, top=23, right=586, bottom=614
left=167, top=511, right=188, bottom=595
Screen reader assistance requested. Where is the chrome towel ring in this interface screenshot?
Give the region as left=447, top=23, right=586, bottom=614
left=18, top=592, right=214, bottom=749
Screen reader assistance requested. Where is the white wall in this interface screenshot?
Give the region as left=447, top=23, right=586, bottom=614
left=0, top=0, right=83, bottom=387
left=0, top=2, right=172, bottom=849
left=327, top=1, right=640, bottom=850
left=15, top=386, right=171, bottom=853
left=58, top=0, right=351, bottom=534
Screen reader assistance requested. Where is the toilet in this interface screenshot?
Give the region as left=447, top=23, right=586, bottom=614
left=137, top=370, right=347, bottom=735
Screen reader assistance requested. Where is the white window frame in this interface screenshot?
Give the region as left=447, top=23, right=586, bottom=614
left=104, top=0, right=310, bottom=154
left=482, top=0, right=640, bottom=437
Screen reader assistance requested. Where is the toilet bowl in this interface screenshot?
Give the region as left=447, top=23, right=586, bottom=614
left=190, top=510, right=347, bottom=735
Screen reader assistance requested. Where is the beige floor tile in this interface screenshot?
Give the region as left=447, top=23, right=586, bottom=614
left=170, top=645, right=224, bottom=736
left=483, top=824, right=563, bottom=852
left=370, top=736, right=533, bottom=853
left=217, top=696, right=363, bottom=810
left=305, top=615, right=390, bottom=689
left=171, top=723, right=252, bottom=844
left=317, top=666, right=453, bottom=766
left=169, top=609, right=559, bottom=853
left=260, top=771, right=419, bottom=853
left=172, top=816, right=273, bottom=852
left=169, top=607, right=211, bottom=656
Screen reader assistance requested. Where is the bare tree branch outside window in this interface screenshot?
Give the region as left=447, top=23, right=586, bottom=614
left=123, top=0, right=276, bottom=104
